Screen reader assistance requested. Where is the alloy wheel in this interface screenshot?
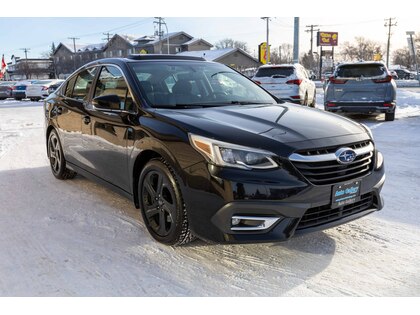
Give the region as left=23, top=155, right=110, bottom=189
left=142, top=170, right=177, bottom=237
left=48, top=132, right=62, bottom=175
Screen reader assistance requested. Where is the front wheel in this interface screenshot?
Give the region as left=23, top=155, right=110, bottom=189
left=139, top=159, right=195, bottom=246
left=47, top=129, right=77, bottom=179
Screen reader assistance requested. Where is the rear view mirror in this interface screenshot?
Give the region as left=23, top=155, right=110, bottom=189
left=92, top=94, right=121, bottom=110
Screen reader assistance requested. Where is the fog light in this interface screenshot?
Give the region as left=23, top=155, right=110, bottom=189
left=230, top=215, right=281, bottom=231
left=231, top=218, right=241, bottom=226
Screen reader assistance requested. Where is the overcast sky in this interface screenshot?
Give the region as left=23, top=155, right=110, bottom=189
left=1, top=1, right=418, bottom=63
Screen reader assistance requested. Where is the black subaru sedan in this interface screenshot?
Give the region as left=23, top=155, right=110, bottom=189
left=43, top=55, right=385, bottom=246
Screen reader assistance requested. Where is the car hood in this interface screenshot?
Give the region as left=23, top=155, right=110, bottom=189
left=154, top=103, right=367, bottom=146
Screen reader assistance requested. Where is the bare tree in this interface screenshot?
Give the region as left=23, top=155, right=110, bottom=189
left=215, top=38, right=249, bottom=52
left=392, top=47, right=412, bottom=68
left=270, top=44, right=293, bottom=64
left=340, top=37, right=383, bottom=61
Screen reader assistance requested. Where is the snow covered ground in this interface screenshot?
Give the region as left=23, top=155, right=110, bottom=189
left=0, top=88, right=420, bottom=296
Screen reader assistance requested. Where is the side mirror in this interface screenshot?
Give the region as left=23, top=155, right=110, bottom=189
left=92, top=94, right=121, bottom=111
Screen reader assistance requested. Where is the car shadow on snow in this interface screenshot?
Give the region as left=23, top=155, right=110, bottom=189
left=0, top=165, right=337, bottom=296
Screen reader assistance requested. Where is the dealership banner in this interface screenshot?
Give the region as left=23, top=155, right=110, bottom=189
left=317, top=32, right=338, bottom=46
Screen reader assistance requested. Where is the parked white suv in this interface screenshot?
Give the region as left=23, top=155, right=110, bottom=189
left=252, top=64, right=316, bottom=107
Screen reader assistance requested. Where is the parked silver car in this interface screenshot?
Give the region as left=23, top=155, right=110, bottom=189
left=252, top=63, right=316, bottom=107
left=324, top=61, right=396, bottom=121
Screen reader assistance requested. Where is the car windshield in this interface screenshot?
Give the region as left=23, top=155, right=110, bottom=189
left=254, top=67, right=294, bottom=78
left=129, top=61, right=277, bottom=108
left=336, top=64, right=386, bottom=78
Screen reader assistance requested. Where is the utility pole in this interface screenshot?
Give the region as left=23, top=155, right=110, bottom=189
left=305, top=24, right=320, bottom=54
left=102, top=32, right=113, bottom=42
left=20, top=48, right=30, bottom=60
left=20, top=48, right=30, bottom=79
left=154, top=17, right=165, bottom=54
left=293, top=17, right=300, bottom=64
left=406, top=31, right=419, bottom=84
left=68, top=37, right=80, bottom=71
left=261, top=17, right=270, bottom=63
left=384, top=18, right=397, bottom=68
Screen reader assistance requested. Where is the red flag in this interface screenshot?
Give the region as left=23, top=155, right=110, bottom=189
left=1, top=55, right=6, bottom=77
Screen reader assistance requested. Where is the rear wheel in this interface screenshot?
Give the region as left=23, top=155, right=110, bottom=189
left=47, top=129, right=77, bottom=179
left=385, top=112, right=395, bottom=121
left=139, top=159, right=195, bottom=246
left=310, top=90, right=316, bottom=108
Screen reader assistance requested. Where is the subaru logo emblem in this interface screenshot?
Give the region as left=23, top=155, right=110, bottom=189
left=335, top=148, right=357, bottom=164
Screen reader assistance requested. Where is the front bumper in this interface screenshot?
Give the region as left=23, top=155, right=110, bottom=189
left=325, top=102, right=396, bottom=114
left=182, top=158, right=385, bottom=244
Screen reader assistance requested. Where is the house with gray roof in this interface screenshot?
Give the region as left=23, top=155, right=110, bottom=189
left=177, top=48, right=261, bottom=71
left=133, top=31, right=213, bottom=54
left=52, top=31, right=214, bottom=77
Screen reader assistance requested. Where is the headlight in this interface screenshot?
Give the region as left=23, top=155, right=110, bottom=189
left=189, top=134, right=278, bottom=170
left=360, top=123, right=374, bottom=140
left=376, top=151, right=384, bottom=170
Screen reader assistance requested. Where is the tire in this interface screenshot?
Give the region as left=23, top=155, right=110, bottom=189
left=15, top=97, right=22, bottom=101
left=385, top=112, right=395, bottom=121
left=47, top=129, right=77, bottom=180
left=310, top=90, right=316, bottom=108
left=138, top=158, right=195, bottom=246
left=302, top=93, right=308, bottom=106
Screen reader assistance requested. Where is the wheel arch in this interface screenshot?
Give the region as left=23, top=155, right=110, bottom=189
left=131, top=140, right=187, bottom=209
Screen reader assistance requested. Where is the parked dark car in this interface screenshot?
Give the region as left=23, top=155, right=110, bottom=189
left=0, top=81, right=17, bottom=100
left=44, top=55, right=385, bottom=246
left=324, top=62, right=396, bottom=121
left=393, top=69, right=414, bottom=80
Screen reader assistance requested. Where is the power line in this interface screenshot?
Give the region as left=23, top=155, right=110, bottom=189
left=384, top=17, right=397, bottom=68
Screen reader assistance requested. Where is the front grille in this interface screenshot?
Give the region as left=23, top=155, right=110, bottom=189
left=296, top=193, right=374, bottom=230
left=290, top=141, right=374, bottom=185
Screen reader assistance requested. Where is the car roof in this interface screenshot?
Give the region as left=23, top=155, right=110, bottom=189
left=258, top=63, right=298, bottom=69
left=337, top=61, right=386, bottom=67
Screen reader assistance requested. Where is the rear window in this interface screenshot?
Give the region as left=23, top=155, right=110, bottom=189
left=34, top=80, right=53, bottom=85
left=254, top=67, right=295, bottom=78
left=336, top=64, right=386, bottom=78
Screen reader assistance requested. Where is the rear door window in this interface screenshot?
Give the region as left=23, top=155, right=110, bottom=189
left=71, top=67, right=98, bottom=101
left=336, top=64, right=386, bottom=78
left=255, top=67, right=294, bottom=78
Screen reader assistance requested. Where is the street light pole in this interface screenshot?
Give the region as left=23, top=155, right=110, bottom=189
left=261, top=17, right=270, bottom=64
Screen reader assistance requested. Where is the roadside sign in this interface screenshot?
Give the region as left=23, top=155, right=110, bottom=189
left=258, top=42, right=270, bottom=64
left=317, top=32, right=338, bottom=47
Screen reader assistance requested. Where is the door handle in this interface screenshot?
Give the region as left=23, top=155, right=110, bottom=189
left=83, top=116, right=91, bottom=124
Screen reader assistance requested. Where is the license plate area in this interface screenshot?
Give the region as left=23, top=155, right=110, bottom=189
left=332, top=180, right=361, bottom=208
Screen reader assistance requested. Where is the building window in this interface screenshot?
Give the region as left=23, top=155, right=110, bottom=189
left=118, top=50, right=123, bottom=56
left=94, top=53, right=98, bottom=59
left=175, top=47, right=181, bottom=53
left=109, top=51, right=113, bottom=57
